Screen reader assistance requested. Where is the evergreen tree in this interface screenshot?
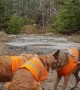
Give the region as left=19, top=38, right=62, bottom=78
left=53, top=0, right=80, bottom=34
left=0, top=0, right=10, bottom=30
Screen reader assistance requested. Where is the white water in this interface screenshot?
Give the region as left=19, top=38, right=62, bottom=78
left=6, top=35, right=80, bottom=51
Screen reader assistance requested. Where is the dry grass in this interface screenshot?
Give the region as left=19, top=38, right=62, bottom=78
left=22, top=25, right=50, bottom=34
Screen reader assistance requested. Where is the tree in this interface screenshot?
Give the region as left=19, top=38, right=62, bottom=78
left=0, top=0, right=10, bottom=30
left=6, top=16, right=24, bottom=34
left=53, top=0, right=80, bottom=34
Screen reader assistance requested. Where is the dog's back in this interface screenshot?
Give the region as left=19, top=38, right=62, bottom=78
left=0, top=54, right=38, bottom=82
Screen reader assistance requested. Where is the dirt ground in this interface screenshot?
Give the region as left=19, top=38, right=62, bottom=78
left=0, top=31, right=80, bottom=90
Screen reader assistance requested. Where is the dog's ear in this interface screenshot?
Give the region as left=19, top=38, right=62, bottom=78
left=53, top=50, right=60, bottom=59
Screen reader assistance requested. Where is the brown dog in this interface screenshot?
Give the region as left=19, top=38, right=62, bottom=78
left=7, top=50, right=60, bottom=90
left=54, top=47, right=80, bottom=90
left=0, top=53, right=37, bottom=82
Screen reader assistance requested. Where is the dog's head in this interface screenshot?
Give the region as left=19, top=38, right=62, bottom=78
left=40, top=50, right=69, bottom=71
left=38, top=50, right=63, bottom=71
left=53, top=50, right=69, bottom=70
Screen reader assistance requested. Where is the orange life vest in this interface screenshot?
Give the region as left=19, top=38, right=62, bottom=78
left=11, top=56, right=24, bottom=72
left=21, top=57, right=48, bottom=82
left=57, top=48, right=79, bottom=76
left=68, top=47, right=79, bottom=59
left=57, top=56, right=77, bottom=76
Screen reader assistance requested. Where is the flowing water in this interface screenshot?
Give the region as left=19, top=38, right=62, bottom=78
left=5, top=35, right=80, bottom=55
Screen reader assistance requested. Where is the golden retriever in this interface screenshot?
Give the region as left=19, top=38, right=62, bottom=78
left=7, top=50, right=60, bottom=90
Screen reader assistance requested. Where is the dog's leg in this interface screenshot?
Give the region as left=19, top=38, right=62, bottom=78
left=70, top=69, right=80, bottom=90
left=62, top=76, right=70, bottom=90
left=54, top=74, right=62, bottom=90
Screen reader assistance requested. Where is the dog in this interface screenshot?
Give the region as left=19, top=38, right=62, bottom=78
left=0, top=53, right=37, bottom=82
left=54, top=47, right=80, bottom=90
left=7, top=50, right=60, bottom=90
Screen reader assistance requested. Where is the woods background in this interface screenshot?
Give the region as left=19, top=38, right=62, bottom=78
left=0, top=0, right=80, bottom=34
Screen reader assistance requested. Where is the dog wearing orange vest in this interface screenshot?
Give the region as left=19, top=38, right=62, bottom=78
left=54, top=47, right=80, bottom=90
left=0, top=53, right=38, bottom=82
left=6, top=50, right=60, bottom=90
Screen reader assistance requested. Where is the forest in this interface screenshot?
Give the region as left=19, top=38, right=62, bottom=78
left=0, top=0, right=80, bottom=34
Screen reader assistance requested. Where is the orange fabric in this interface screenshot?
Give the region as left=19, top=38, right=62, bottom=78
left=69, top=48, right=79, bottom=58
left=31, top=59, right=48, bottom=81
left=57, top=56, right=77, bottom=76
left=11, top=56, right=23, bottom=72
left=21, top=58, right=48, bottom=82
